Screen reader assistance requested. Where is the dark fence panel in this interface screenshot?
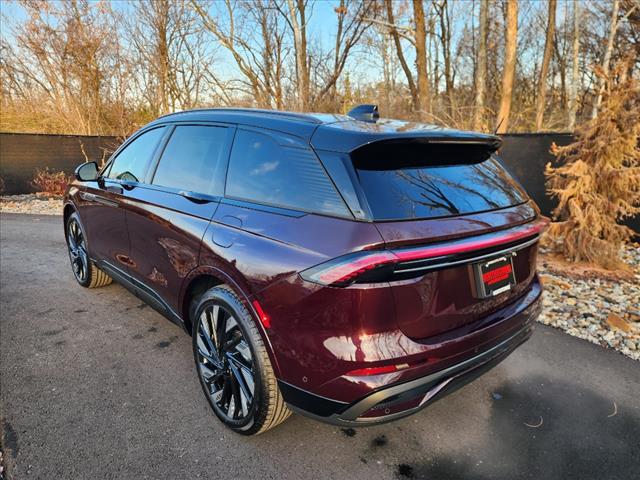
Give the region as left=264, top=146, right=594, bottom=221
left=0, top=133, right=119, bottom=194
left=499, top=133, right=573, bottom=217
left=0, top=131, right=637, bottom=232
left=500, top=133, right=639, bottom=234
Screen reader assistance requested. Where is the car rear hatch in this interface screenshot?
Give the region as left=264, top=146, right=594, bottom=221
left=312, top=126, right=545, bottom=340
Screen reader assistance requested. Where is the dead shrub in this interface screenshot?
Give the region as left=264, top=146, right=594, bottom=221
left=544, top=59, right=640, bottom=270
left=31, top=168, right=71, bottom=196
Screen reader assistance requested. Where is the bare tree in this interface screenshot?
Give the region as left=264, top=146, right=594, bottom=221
left=284, top=0, right=310, bottom=110
left=535, top=0, right=556, bottom=131
left=473, top=0, right=489, bottom=131
left=414, top=0, right=431, bottom=118
left=384, top=0, right=419, bottom=112
left=434, top=0, right=454, bottom=117
left=567, top=0, right=580, bottom=130
left=129, top=0, right=218, bottom=116
left=495, top=0, right=518, bottom=133
left=1, top=0, right=130, bottom=135
left=2, top=0, right=637, bottom=136
left=381, top=0, right=435, bottom=119
left=191, top=0, right=287, bottom=108
left=590, top=0, right=637, bottom=118
left=314, top=1, right=376, bottom=105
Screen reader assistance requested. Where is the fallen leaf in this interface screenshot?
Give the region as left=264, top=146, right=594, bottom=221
left=607, top=313, right=632, bottom=333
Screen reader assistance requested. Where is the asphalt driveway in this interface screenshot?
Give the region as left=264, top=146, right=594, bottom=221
left=1, top=213, right=639, bottom=480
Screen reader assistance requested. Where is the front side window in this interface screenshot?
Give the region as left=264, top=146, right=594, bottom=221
left=107, top=127, right=166, bottom=182
left=226, top=129, right=350, bottom=217
left=152, top=125, right=229, bottom=195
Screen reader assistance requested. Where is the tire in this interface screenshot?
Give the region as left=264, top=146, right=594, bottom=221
left=65, top=212, right=112, bottom=288
left=191, top=285, right=291, bottom=435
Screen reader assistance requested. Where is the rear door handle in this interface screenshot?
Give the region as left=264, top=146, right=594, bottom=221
left=179, top=191, right=217, bottom=204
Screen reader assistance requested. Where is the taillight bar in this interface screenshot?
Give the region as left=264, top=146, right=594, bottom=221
left=300, top=218, right=548, bottom=287
left=300, top=250, right=398, bottom=287
left=393, top=217, right=549, bottom=262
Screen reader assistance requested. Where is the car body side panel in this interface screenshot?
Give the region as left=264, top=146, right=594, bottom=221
left=121, top=185, right=218, bottom=316
left=211, top=201, right=385, bottom=266
left=68, top=180, right=131, bottom=270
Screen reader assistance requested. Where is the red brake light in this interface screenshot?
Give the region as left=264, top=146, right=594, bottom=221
left=300, top=250, right=398, bottom=287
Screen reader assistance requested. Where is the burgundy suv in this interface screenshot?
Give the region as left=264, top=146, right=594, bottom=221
left=64, top=106, right=545, bottom=435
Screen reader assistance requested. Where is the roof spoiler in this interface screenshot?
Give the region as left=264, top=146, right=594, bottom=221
left=347, top=104, right=379, bottom=123
left=351, top=136, right=502, bottom=168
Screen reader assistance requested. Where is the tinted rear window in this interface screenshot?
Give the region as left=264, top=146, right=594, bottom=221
left=226, top=129, right=351, bottom=217
left=354, top=157, right=527, bottom=221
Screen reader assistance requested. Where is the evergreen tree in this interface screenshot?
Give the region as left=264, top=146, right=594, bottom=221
left=545, top=59, right=640, bottom=269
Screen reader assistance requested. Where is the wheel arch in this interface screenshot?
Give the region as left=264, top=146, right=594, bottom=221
left=179, top=266, right=282, bottom=376
left=180, top=272, right=224, bottom=334
left=63, top=202, right=76, bottom=233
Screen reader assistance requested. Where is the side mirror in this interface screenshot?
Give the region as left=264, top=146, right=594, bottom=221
left=74, top=161, right=99, bottom=182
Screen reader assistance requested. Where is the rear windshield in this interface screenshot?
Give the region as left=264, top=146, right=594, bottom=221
left=353, top=155, right=528, bottom=221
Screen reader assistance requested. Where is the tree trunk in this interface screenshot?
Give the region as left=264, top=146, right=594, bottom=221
left=287, top=0, right=309, bottom=111
left=591, top=0, right=619, bottom=119
left=473, top=0, right=489, bottom=131
left=385, top=0, right=419, bottom=111
left=413, top=0, right=430, bottom=119
left=438, top=0, right=454, bottom=117
left=567, top=0, right=580, bottom=130
left=495, top=0, right=518, bottom=134
left=535, top=0, right=556, bottom=131
left=156, top=0, right=170, bottom=114
left=381, top=34, right=392, bottom=114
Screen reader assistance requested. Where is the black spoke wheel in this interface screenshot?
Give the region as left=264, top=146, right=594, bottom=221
left=67, top=216, right=88, bottom=283
left=192, top=285, right=291, bottom=435
left=65, top=211, right=112, bottom=288
left=196, top=304, right=256, bottom=422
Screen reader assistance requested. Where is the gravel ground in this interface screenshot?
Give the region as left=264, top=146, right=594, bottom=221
left=538, top=245, right=640, bottom=361
left=0, top=194, right=62, bottom=216
left=2, top=195, right=638, bottom=360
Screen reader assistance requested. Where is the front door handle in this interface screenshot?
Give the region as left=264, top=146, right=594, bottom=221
left=179, top=191, right=217, bottom=204
left=106, top=185, right=123, bottom=194
left=79, top=192, right=97, bottom=202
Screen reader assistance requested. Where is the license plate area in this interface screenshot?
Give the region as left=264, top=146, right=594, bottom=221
left=473, top=254, right=516, bottom=298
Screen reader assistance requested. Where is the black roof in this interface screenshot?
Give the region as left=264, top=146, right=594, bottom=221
left=147, top=107, right=501, bottom=153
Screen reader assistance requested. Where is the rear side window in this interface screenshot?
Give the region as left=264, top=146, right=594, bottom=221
left=152, top=125, right=229, bottom=195
left=107, top=127, right=165, bottom=182
left=353, top=148, right=528, bottom=221
left=226, top=129, right=350, bottom=217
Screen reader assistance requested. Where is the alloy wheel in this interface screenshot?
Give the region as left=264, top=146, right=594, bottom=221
left=196, top=304, right=256, bottom=421
left=67, top=218, right=88, bottom=283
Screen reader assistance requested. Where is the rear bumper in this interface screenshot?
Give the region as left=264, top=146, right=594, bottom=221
left=279, top=295, right=538, bottom=426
